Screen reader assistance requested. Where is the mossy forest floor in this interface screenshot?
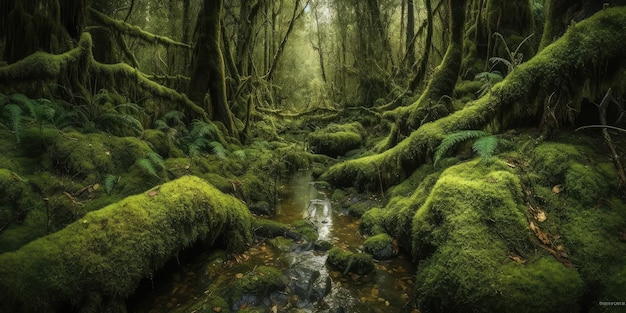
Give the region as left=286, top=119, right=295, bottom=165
left=0, top=88, right=625, bottom=313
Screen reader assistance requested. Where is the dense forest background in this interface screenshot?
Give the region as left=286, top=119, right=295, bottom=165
left=1, top=0, right=626, bottom=312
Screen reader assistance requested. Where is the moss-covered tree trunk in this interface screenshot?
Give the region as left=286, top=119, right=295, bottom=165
left=323, top=6, right=626, bottom=191
left=188, top=0, right=238, bottom=137
left=1, top=0, right=85, bottom=64
left=0, top=176, right=252, bottom=312
left=385, top=0, right=467, bottom=148
left=538, top=0, right=611, bottom=51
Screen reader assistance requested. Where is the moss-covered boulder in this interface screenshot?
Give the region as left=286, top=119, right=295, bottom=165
left=308, top=123, right=363, bottom=157
left=408, top=159, right=582, bottom=312
left=327, top=247, right=375, bottom=275
left=227, top=266, right=287, bottom=310
left=0, top=176, right=252, bottom=312
left=363, top=233, right=397, bottom=260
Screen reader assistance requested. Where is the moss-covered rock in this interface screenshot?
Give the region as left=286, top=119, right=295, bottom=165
left=407, top=159, right=583, bottom=312
left=327, top=247, right=375, bottom=275
left=308, top=123, right=363, bottom=157
left=363, top=233, right=397, bottom=260
left=227, top=266, right=287, bottom=310
left=293, top=219, right=318, bottom=243
left=0, top=176, right=252, bottom=312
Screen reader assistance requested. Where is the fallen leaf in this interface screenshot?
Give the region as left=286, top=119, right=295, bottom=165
left=536, top=210, right=547, bottom=222
left=148, top=190, right=159, bottom=197
left=529, top=221, right=551, bottom=245
left=235, top=273, right=244, bottom=279
left=552, top=184, right=564, bottom=193
left=271, top=305, right=278, bottom=313
left=212, top=306, right=222, bottom=312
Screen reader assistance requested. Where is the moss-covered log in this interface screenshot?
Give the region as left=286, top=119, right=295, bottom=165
left=0, top=175, right=252, bottom=312
left=88, top=8, right=192, bottom=49
left=323, top=6, right=626, bottom=191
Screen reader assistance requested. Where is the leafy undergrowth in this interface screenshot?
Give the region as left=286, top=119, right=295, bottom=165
left=360, top=131, right=626, bottom=313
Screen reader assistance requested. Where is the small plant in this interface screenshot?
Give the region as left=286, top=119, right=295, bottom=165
left=135, top=151, right=164, bottom=177
left=474, top=70, right=503, bottom=97
left=104, top=174, right=118, bottom=195
left=0, top=93, right=56, bottom=142
left=184, top=119, right=227, bottom=160
left=489, top=32, right=534, bottom=75
left=434, top=130, right=498, bottom=165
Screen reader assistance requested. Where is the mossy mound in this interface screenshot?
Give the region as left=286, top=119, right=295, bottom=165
left=0, top=176, right=252, bottom=313
left=226, top=266, right=287, bottom=310
left=327, top=247, right=375, bottom=275
left=363, top=233, right=397, bottom=260
left=308, top=122, right=364, bottom=157
left=409, top=159, right=581, bottom=312
left=0, top=168, right=46, bottom=252
left=45, top=130, right=157, bottom=182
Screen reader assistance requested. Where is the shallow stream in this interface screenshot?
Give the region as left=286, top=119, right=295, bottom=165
left=130, top=172, right=417, bottom=313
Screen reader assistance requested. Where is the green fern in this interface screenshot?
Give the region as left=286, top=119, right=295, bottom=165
left=146, top=151, right=164, bottom=168
left=472, top=135, right=498, bottom=158
left=190, top=119, right=220, bottom=141
left=3, top=104, right=23, bottom=142
left=434, top=130, right=495, bottom=165
left=162, top=110, right=185, bottom=126
left=104, top=174, right=117, bottom=194
left=208, top=141, right=227, bottom=159
left=136, top=158, right=159, bottom=177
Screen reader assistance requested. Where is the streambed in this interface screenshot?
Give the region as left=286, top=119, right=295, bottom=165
left=130, top=172, right=418, bottom=313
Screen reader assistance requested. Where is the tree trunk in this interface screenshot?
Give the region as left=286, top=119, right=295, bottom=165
left=2, top=0, right=84, bottom=64
left=188, top=0, right=237, bottom=137
left=313, top=5, right=327, bottom=83
left=405, top=0, right=416, bottom=70
left=408, top=0, right=433, bottom=91
left=387, top=0, right=467, bottom=148
left=322, top=6, right=626, bottom=191
left=538, top=0, right=605, bottom=51
left=267, top=0, right=308, bottom=81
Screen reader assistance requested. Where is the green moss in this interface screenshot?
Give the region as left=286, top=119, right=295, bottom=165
left=0, top=176, right=252, bottom=312
left=0, top=169, right=46, bottom=252
left=330, top=188, right=347, bottom=202
left=293, top=219, right=318, bottom=242
left=45, top=131, right=154, bottom=182
left=363, top=233, right=396, bottom=260
left=327, top=247, right=375, bottom=275
left=360, top=208, right=386, bottom=236
left=226, top=266, right=286, bottom=305
left=407, top=159, right=586, bottom=312
left=560, top=198, right=626, bottom=310
left=308, top=123, right=364, bottom=157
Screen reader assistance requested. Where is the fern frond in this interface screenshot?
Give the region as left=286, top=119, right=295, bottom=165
left=434, top=130, right=489, bottom=165
left=162, top=110, right=185, bottom=126
left=190, top=119, right=220, bottom=141
left=154, top=119, right=169, bottom=131
left=208, top=141, right=227, bottom=159
left=136, top=158, right=159, bottom=177
left=146, top=151, right=164, bottom=169
left=473, top=135, right=498, bottom=158
left=4, top=104, right=22, bottom=143
left=104, top=174, right=117, bottom=194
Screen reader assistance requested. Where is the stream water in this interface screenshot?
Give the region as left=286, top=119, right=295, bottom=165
left=130, top=172, right=417, bottom=313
